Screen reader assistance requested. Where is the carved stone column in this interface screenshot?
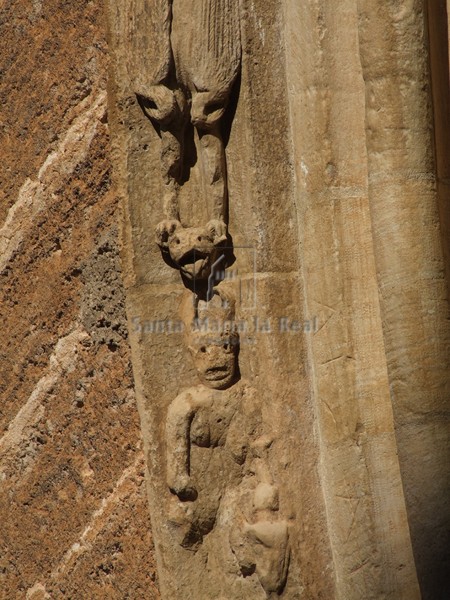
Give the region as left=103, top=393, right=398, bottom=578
left=356, top=1, right=450, bottom=597
left=284, top=2, right=421, bottom=598
left=106, top=2, right=333, bottom=597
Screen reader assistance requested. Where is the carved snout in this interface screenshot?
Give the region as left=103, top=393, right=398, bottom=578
left=155, top=221, right=227, bottom=281
left=136, top=84, right=182, bottom=125
left=191, top=91, right=227, bottom=130
left=168, top=227, right=215, bottom=264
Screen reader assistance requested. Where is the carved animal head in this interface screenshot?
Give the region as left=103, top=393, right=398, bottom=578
left=190, top=89, right=229, bottom=130
left=156, top=221, right=226, bottom=281
left=135, top=85, right=185, bottom=126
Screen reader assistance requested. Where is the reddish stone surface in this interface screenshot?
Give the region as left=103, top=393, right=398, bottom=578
left=0, top=1, right=160, bottom=597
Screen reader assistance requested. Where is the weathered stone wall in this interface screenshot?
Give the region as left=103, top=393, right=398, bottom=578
left=0, top=1, right=159, bottom=597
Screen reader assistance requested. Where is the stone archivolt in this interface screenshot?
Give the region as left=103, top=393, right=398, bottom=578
left=107, top=0, right=450, bottom=598
left=130, top=3, right=290, bottom=596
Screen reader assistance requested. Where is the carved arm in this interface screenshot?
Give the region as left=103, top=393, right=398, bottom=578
left=166, top=388, right=213, bottom=501
left=166, top=391, right=197, bottom=500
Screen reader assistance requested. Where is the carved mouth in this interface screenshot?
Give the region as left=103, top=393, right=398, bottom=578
left=204, top=366, right=229, bottom=381
left=178, top=250, right=208, bottom=278
left=178, top=249, right=207, bottom=266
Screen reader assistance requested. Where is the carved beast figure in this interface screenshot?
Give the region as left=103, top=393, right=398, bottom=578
left=129, top=0, right=241, bottom=280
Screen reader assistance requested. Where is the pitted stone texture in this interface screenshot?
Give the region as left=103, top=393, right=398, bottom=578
left=0, top=1, right=159, bottom=597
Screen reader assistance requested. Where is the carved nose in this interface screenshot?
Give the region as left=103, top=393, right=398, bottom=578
left=137, top=85, right=178, bottom=125
left=191, top=107, right=208, bottom=126
left=191, top=94, right=225, bottom=128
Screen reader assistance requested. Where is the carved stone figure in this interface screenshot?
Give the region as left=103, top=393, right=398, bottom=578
left=129, top=3, right=290, bottom=594
left=165, top=291, right=290, bottom=595
left=165, top=292, right=253, bottom=547
left=156, top=220, right=227, bottom=283
left=230, top=436, right=290, bottom=597
left=130, top=0, right=241, bottom=281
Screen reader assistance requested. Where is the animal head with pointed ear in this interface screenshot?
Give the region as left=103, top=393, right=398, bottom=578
left=155, top=220, right=227, bottom=281
left=190, top=88, right=230, bottom=130
left=135, top=85, right=186, bottom=126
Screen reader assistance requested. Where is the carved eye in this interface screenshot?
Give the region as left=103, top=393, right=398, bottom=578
left=223, top=343, right=229, bottom=351
left=197, top=236, right=203, bottom=242
left=200, top=346, right=206, bottom=353
left=205, top=102, right=222, bottom=115
left=174, top=237, right=180, bottom=244
left=144, top=98, right=158, bottom=110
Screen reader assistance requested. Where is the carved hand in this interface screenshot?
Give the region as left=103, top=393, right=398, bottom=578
left=206, top=219, right=227, bottom=245
left=169, top=474, right=198, bottom=502
left=155, top=219, right=181, bottom=247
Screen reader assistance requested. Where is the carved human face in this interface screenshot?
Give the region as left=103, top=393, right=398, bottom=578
left=189, top=332, right=238, bottom=390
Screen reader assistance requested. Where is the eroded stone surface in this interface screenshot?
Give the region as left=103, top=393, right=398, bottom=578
left=107, top=1, right=450, bottom=599
left=0, top=1, right=159, bottom=597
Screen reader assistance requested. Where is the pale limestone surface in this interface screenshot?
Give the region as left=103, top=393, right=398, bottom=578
left=106, top=1, right=450, bottom=598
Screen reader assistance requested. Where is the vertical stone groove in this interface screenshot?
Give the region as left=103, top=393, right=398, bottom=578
left=356, top=1, right=450, bottom=597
